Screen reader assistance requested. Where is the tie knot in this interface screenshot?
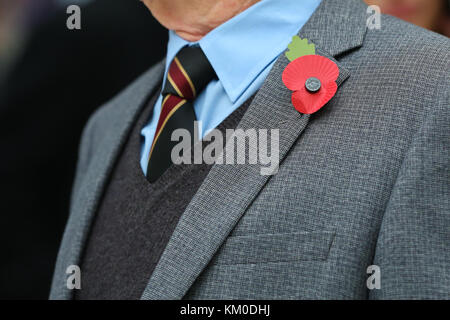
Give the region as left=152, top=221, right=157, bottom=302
left=162, top=46, right=216, bottom=100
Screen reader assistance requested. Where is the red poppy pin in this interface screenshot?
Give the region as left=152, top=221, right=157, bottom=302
left=282, top=36, right=339, bottom=114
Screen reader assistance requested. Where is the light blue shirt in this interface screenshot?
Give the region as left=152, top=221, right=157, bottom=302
left=140, top=0, right=321, bottom=174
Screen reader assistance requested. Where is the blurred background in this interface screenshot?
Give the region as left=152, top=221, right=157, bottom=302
left=0, top=0, right=167, bottom=299
left=0, top=0, right=448, bottom=300
left=365, top=0, right=450, bottom=36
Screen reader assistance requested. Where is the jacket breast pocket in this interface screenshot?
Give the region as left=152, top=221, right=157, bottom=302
left=210, top=231, right=335, bottom=266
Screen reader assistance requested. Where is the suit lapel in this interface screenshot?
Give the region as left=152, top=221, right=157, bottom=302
left=141, top=0, right=368, bottom=300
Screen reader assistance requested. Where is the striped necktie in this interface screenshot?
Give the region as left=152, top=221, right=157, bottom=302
left=146, top=46, right=216, bottom=182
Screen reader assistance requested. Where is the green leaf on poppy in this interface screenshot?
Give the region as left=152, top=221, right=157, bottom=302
left=285, top=36, right=316, bottom=62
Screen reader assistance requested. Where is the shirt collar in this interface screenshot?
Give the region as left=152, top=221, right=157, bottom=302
left=165, top=0, right=321, bottom=103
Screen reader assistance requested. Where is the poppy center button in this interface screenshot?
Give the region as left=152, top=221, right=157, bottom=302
left=305, top=77, right=321, bottom=93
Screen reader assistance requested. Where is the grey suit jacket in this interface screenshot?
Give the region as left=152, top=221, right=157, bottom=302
left=50, top=0, right=450, bottom=299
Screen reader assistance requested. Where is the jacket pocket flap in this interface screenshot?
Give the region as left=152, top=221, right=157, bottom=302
left=211, top=231, right=335, bottom=266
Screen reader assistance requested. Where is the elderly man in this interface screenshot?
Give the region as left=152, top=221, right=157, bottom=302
left=51, top=0, right=449, bottom=300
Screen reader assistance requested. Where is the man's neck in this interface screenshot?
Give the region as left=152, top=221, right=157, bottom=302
left=175, top=0, right=261, bottom=42
left=144, top=0, right=261, bottom=42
